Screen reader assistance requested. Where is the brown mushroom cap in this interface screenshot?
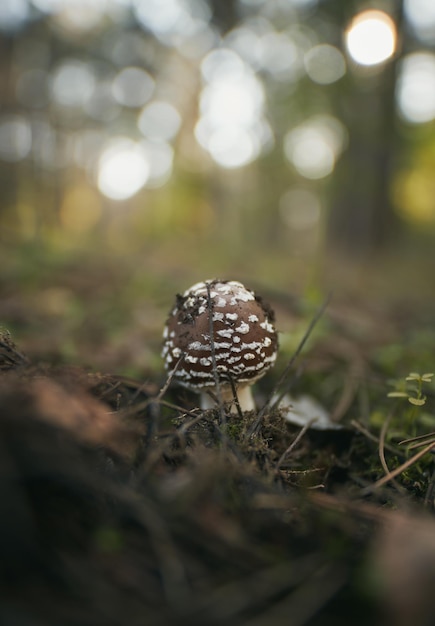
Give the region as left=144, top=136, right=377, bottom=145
left=162, top=279, right=278, bottom=391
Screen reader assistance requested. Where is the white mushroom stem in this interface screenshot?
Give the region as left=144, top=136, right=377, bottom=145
left=200, top=383, right=255, bottom=413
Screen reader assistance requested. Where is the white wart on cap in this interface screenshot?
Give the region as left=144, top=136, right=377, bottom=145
left=162, top=279, right=278, bottom=411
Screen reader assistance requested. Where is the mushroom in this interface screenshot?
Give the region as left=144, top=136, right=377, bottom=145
left=162, top=279, right=278, bottom=412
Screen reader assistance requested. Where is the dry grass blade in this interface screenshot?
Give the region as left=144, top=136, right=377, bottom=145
left=351, top=419, right=406, bottom=457
left=361, top=440, right=435, bottom=495
left=399, top=431, right=435, bottom=450
left=275, top=419, right=315, bottom=470
left=247, top=293, right=331, bottom=437
left=227, top=374, right=244, bottom=419
left=118, top=362, right=190, bottom=419
left=378, top=411, right=406, bottom=493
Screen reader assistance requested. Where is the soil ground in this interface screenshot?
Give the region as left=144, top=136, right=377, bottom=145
left=1, top=246, right=435, bottom=626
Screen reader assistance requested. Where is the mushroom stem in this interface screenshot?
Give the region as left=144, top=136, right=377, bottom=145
left=233, top=384, right=255, bottom=412
left=200, top=384, right=255, bottom=413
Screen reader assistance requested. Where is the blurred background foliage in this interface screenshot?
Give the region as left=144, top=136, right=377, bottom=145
left=1, top=0, right=435, bottom=376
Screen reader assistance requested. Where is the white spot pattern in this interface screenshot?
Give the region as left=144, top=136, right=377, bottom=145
left=162, top=279, right=278, bottom=390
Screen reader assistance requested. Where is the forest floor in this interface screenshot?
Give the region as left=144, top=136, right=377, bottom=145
left=1, top=242, right=435, bottom=626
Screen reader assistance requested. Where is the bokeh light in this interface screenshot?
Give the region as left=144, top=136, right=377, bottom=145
left=200, top=75, right=263, bottom=129
left=345, top=10, right=397, bottom=67
left=223, top=20, right=267, bottom=70
left=225, top=20, right=308, bottom=83
left=108, top=31, right=153, bottom=68
left=50, top=60, right=96, bottom=109
left=0, top=0, right=30, bottom=33
left=30, top=0, right=60, bottom=11
left=1, top=0, right=432, bottom=260
left=49, top=1, right=109, bottom=35
left=396, top=52, right=435, bottom=124
left=201, top=48, right=246, bottom=84
left=112, top=67, right=155, bottom=108
left=31, top=0, right=115, bottom=23
left=404, top=0, right=435, bottom=44
left=141, top=140, right=174, bottom=187
left=208, top=127, right=259, bottom=169
left=0, top=116, right=32, bottom=162
left=238, top=0, right=266, bottom=7
left=258, top=31, right=301, bottom=81
left=138, top=101, right=181, bottom=141
left=73, top=129, right=106, bottom=172
left=97, top=138, right=150, bottom=200
left=84, top=82, right=121, bottom=122
left=304, top=44, right=346, bottom=85
left=132, top=0, right=211, bottom=47
left=195, top=47, right=271, bottom=168
left=31, top=120, right=71, bottom=170
left=393, top=166, right=435, bottom=224
left=284, top=115, right=347, bottom=180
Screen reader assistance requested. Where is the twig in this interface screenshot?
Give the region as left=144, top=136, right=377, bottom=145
left=120, top=358, right=184, bottom=417
left=133, top=366, right=185, bottom=452
left=350, top=420, right=380, bottom=445
left=275, top=419, right=316, bottom=470
left=157, top=400, right=200, bottom=416
left=156, top=356, right=183, bottom=402
left=119, top=394, right=198, bottom=420
left=176, top=409, right=209, bottom=435
left=227, top=374, right=244, bottom=419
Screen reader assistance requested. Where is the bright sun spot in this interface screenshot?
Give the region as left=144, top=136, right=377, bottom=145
left=207, top=126, right=258, bottom=169
left=284, top=115, right=347, bottom=180
left=195, top=47, right=271, bottom=169
left=397, top=52, right=435, bottom=123
left=97, top=138, right=150, bottom=200
left=200, top=77, right=263, bottom=128
left=345, top=10, right=397, bottom=67
left=404, top=0, right=435, bottom=43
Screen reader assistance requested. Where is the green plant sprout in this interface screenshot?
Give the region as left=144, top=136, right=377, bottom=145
left=365, top=371, right=435, bottom=496
left=387, top=372, right=434, bottom=406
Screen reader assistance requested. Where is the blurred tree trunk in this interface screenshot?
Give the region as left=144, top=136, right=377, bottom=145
left=0, top=35, right=17, bottom=221
left=209, top=0, right=239, bottom=32
left=326, top=2, right=404, bottom=258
